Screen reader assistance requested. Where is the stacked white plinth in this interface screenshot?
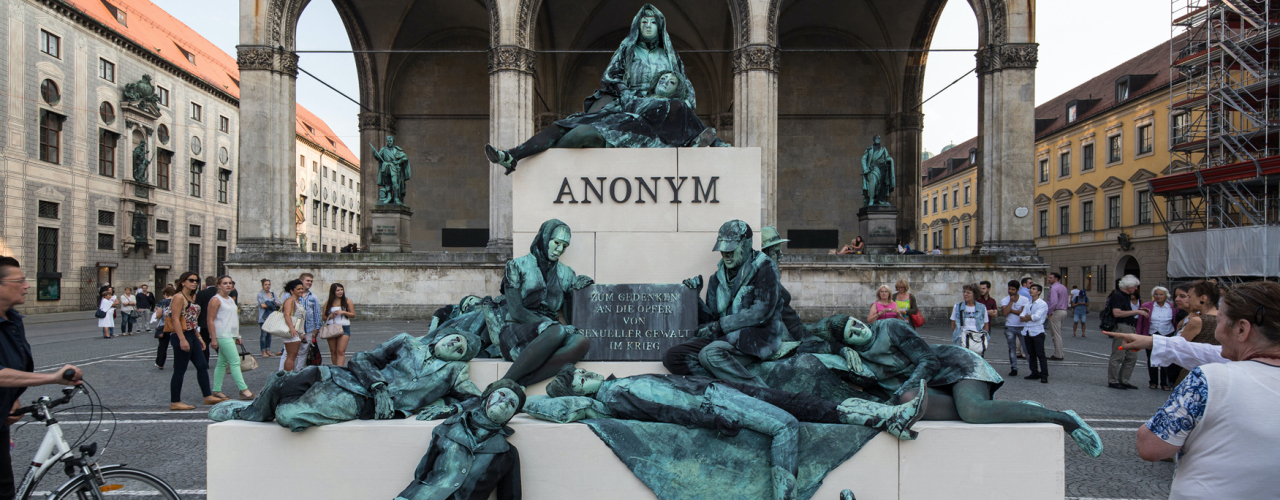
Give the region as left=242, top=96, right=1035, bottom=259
left=511, top=148, right=762, bottom=284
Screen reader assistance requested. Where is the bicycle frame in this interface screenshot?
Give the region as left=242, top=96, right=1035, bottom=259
left=13, top=401, right=112, bottom=500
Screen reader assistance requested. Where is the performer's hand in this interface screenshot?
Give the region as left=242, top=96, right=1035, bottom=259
left=682, top=276, right=704, bottom=293
left=714, top=415, right=742, bottom=437
left=572, top=275, right=595, bottom=291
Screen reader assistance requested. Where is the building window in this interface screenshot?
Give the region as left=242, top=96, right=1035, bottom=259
left=1116, top=81, right=1129, bottom=101
left=158, top=87, right=169, bottom=107
left=922, top=233, right=929, bottom=250
left=922, top=200, right=928, bottom=216
left=98, top=130, right=118, bottom=177
left=963, top=225, right=971, bottom=247
left=189, top=224, right=201, bottom=238
left=312, top=161, right=318, bottom=172
left=1081, top=143, right=1095, bottom=172
left=98, top=210, right=115, bottom=227
left=1098, top=265, right=1108, bottom=294
left=323, top=166, right=328, bottom=178
left=156, top=239, right=169, bottom=254
left=38, top=201, right=59, bottom=219
left=312, top=201, right=320, bottom=224
left=156, top=219, right=169, bottom=234
left=952, top=228, right=959, bottom=249
left=1059, top=205, right=1071, bottom=235
left=932, top=197, right=938, bottom=213
left=37, top=227, right=58, bottom=273
left=1172, top=113, right=1188, bottom=145
left=1083, top=266, right=1093, bottom=292
left=217, top=169, right=231, bottom=203
left=39, top=110, right=64, bottom=164
left=933, top=230, right=943, bottom=249
left=97, top=233, right=114, bottom=250
left=942, top=194, right=948, bottom=211
left=189, top=161, right=203, bottom=197
left=1108, top=135, right=1122, bottom=163
left=156, top=149, right=172, bottom=190
left=217, top=229, right=228, bottom=241
left=964, top=186, right=971, bottom=205
left=1137, top=124, right=1153, bottom=155
left=1108, top=195, right=1122, bottom=228
left=216, top=246, right=227, bottom=276
left=340, top=210, right=347, bottom=232
left=1059, top=152, right=1071, bottom=178
left=332, top=207, right=339, bottom=229
left=952, top=189, right=959, bottom=209
left=1039, top=159, right=1049, bottom=182
left=99, top=58, right=115, bottom=82
left=99, top=102, right=115, bottom=125
left=1038, top=210, right=1048, bottom=237
left=1067, top=104, right=1077, bottom=123
left=322, top=204, right=329, bottom=227
left=157, top=124, right=170, bottom=144
left=1082, top=201, right=1094, bottom=231
left=190, top=102, right=202, bottom=121
left=40, top=80, right=60, bottom=105
left=188, top=244, right=200, bottom=274
left=219, top=115, right=229, bottom=133
left=1137, top=190, right=1152, bottom=224
left=39, top=30, right=60, bottom=58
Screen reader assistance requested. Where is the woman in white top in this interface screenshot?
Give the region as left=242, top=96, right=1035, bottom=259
left=1019, top=284, right=1050, bottom=383
left=206, top=276, right=252, bottom=400
left=1137, top=281, right=1280, bottom=500
left=119, top=287, right=137, bottom=336
left=97, top=289, right=118, bottom=339
left=322, top=283, right=356, bottom=367
left=1141, top=287, right=1177, bottom=390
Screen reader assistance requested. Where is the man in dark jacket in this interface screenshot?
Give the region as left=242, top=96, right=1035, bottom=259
left=194, top=276, right=218, bottom=362
left=662, top=220, right=789, bottom=386
left=134, top=284, right=155, bottom=335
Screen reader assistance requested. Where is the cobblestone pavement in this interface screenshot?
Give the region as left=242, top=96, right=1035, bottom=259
left=11, top=316, right=1175, bottom=499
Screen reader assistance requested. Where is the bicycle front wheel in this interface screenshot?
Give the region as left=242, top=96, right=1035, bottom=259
left=48, top=467, right=180, bottom=500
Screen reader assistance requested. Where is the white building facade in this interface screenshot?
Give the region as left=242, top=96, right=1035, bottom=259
left=294, top=106, right=361, bottom=253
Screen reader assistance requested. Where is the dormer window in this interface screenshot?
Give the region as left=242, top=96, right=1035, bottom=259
left=968, top=148, right=978, bottom=165
left=1116, top=81, right=1129, bottom=101
left=101, top=1, right=126, bottom=26
left=175, top=43, right=195, bottom=65
left=1115, top=74, right=1155, bottom=103
left=1067, top=104, right=1077, bottom=123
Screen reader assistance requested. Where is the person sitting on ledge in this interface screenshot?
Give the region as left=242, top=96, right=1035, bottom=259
left=484, top=70, right=727, bottom=175
left=800, top=315, right=1104, bottom=457
left=837, top=236, right=864, bottom=255
left=535, top=367, right=928, bottom=500
left=393, top=380, right=525, bottom=500
left=208, top=328, right=482, bottom=431
left=498, top=219, right=594, bottom=386
left=896, top=239, right=925, bottom=255
left=663, top=220, right=790, bottom=387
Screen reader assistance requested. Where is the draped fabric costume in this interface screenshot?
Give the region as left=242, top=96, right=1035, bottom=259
left=433, top=296, right=509, bottom=359
left=583, top=4, right=693, bottom=113
left=555, top=96, right=710, bottom=149
left=210, top=330, right=482, bottom=431
left=394, top=409, right=520, bottom=500
left=498, top=220, right=580, bottom=361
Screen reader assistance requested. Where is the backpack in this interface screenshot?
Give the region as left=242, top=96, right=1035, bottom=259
left=1099, top=293, right=1117, bottom=331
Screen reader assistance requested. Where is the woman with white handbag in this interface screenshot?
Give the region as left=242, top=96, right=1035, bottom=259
left=264, top=279, right=310, bottom=372
left=320, top=283, right=355, bottom=366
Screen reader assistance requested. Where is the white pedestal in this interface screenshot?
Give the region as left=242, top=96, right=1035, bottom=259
left=511, top=148, right=762, bottom=284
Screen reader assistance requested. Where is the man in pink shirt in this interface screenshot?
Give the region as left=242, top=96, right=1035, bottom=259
left=1045, top=273, right=1070, bottom=360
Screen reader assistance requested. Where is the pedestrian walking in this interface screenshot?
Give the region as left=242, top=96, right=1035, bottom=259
left=167, top=272, right=223, bottom=411
left=194, top=276, right=219, bottom=364
left=135, top=284, right=155, bottom=335
left=1136, top=286, right=1177, bottom=390
left=206, top=276, right=252, bottom=401
left=278, top=279, right=310, bottom=372
left=0, top=256, right=85, bottom=500
left=256, top=279, right=280, bottom=358
left=1105, top=274, right=1146, bottom=390
left=119, top=287, right=137, bottom=336
left=998, top=280, right=1030, bottom=377
left=97, top=289, right=117, bottom=339
left=1044, top=273, right=1068, bottom=360
left=1021, top=284, right=1050, bottom=383
left=322, top=283, right=355, bottom=366
left=154, top=286, right=175, bottom=369
left=1071, top=286, right=1089, bottom=337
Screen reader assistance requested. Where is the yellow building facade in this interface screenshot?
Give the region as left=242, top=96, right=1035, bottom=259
left=919, top=138, right=979, bottom=254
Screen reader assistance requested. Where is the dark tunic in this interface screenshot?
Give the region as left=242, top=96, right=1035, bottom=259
left=498, top=220, right=582, bottom=361
left=555, top=97, right=709, bottom=149
left=698, top=251, right=789, bottom=360
left=396, top=410, right=520, bottom=500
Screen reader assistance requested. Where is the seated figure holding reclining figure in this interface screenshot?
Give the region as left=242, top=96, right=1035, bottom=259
left=208, top=328, right=483, bottom=431
left=532, top=366, right=927, bottom=500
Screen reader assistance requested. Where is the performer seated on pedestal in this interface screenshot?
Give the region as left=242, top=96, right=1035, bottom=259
left=499, top=219, right=594, bottom=386
left=663, top=220, right=791, bottom=387
left=802, top=315, right=1104, bottom=457
left=207, top=329, right=482, bottom=431
left=536, top=367, right=928, bottom=500
left=394, top=380, right=525, bottom=500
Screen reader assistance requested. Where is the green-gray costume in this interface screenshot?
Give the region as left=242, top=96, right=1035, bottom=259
left=433, top=296, right=508, bottom=359
left=394, top=409, right=520, bottom=500
left=584, top=4, right=692, bottom=112
left=498, top=220, right=580, bottom=362
left=210, top=330, right=482, bottom=431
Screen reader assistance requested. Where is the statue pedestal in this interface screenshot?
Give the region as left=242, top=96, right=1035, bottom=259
left=369, top=204, right=412, bottom=253
left=857, top=206, right=899, bottom=254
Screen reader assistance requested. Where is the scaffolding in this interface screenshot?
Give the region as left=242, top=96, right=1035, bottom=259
left=1155, top=0, right=1279, bottom=281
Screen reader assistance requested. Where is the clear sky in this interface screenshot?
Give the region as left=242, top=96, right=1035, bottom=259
left=155, top=0, right=1174, bottom=158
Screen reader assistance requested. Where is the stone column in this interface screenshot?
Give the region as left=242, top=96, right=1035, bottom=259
left=886, top=112, right=923, bottom=242
left=234, top=46, right=299, bottom=253
left=357, top=112, right=396, bottom=247
left=486, top=46, right=535, bottom=255
left=733, top=45, right=779, bottom=228
left=973, top=43, right=1038, bottom=255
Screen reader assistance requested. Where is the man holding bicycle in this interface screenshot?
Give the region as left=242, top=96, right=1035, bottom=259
left=0, top=257, right=83, bottom=500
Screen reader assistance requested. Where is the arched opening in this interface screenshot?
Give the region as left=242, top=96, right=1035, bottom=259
left=1118, top=254, right=1141, bottom=282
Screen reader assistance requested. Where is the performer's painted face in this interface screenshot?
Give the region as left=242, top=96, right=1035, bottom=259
left=842, top=317, right=873, bottom=347
left=639, top=14, right=658, bottom=40
left=484, top=387, right=519, bottom=423
left=572, top=369, right=606, bottom=396
left=433, top=334, right=469, bottom=361
left=547, top=226, right=571, bottom=262
left=654, top=73, right=680, bottom=98
left=720, top=243, right=749, bottom=270
left=459, top=295, right=481, bottom=313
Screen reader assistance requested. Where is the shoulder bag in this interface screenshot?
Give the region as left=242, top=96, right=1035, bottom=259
left=228, top=342, right=258, bottom=372
left=94, top=309, right=107, bottom=319
left=262, top=311, right=302, bottom=339
left=319, top=315, right=345, bottom=340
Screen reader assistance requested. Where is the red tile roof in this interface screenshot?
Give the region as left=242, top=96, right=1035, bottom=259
left=921, top=136, right=979, bottom=187
left=296, top=104, right=359, bottom=167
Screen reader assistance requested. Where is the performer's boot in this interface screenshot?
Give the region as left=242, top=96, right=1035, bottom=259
left=837, top=380, right=928, bottom=440
left=484, top=144, right=517, bottom=175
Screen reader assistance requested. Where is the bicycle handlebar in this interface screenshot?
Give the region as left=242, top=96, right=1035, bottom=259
left=12, top=382, right=83, bottom=417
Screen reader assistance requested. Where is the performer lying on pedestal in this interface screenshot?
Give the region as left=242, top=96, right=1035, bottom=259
left=394, top=380, right=526, bottom=500
left=663, top=220, right=791, bottom=387
left=533, top=367, right=927, bottom=500
left=431, top=295, right=508, bottom=359
left=803, top=315, right=1104, bottom=457
left=207, top=328, right=482, bottom=431
left=498, top=219, right=594, bottom=386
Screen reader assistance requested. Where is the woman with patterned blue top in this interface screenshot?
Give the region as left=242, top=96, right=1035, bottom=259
left=1135, top=281, right=1280, bottom=499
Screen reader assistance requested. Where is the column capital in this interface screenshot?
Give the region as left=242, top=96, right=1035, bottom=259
left=357, top=112, right=397, bottom=134
left=236, top=45, right=299, bottom=77
left=732, top=44, right=780, bottom=74
left=886, top=112, right=924, bottom=132
left=488, top=46, right=536, bottom=75
left=975, top=43, right=1038, bottom=75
